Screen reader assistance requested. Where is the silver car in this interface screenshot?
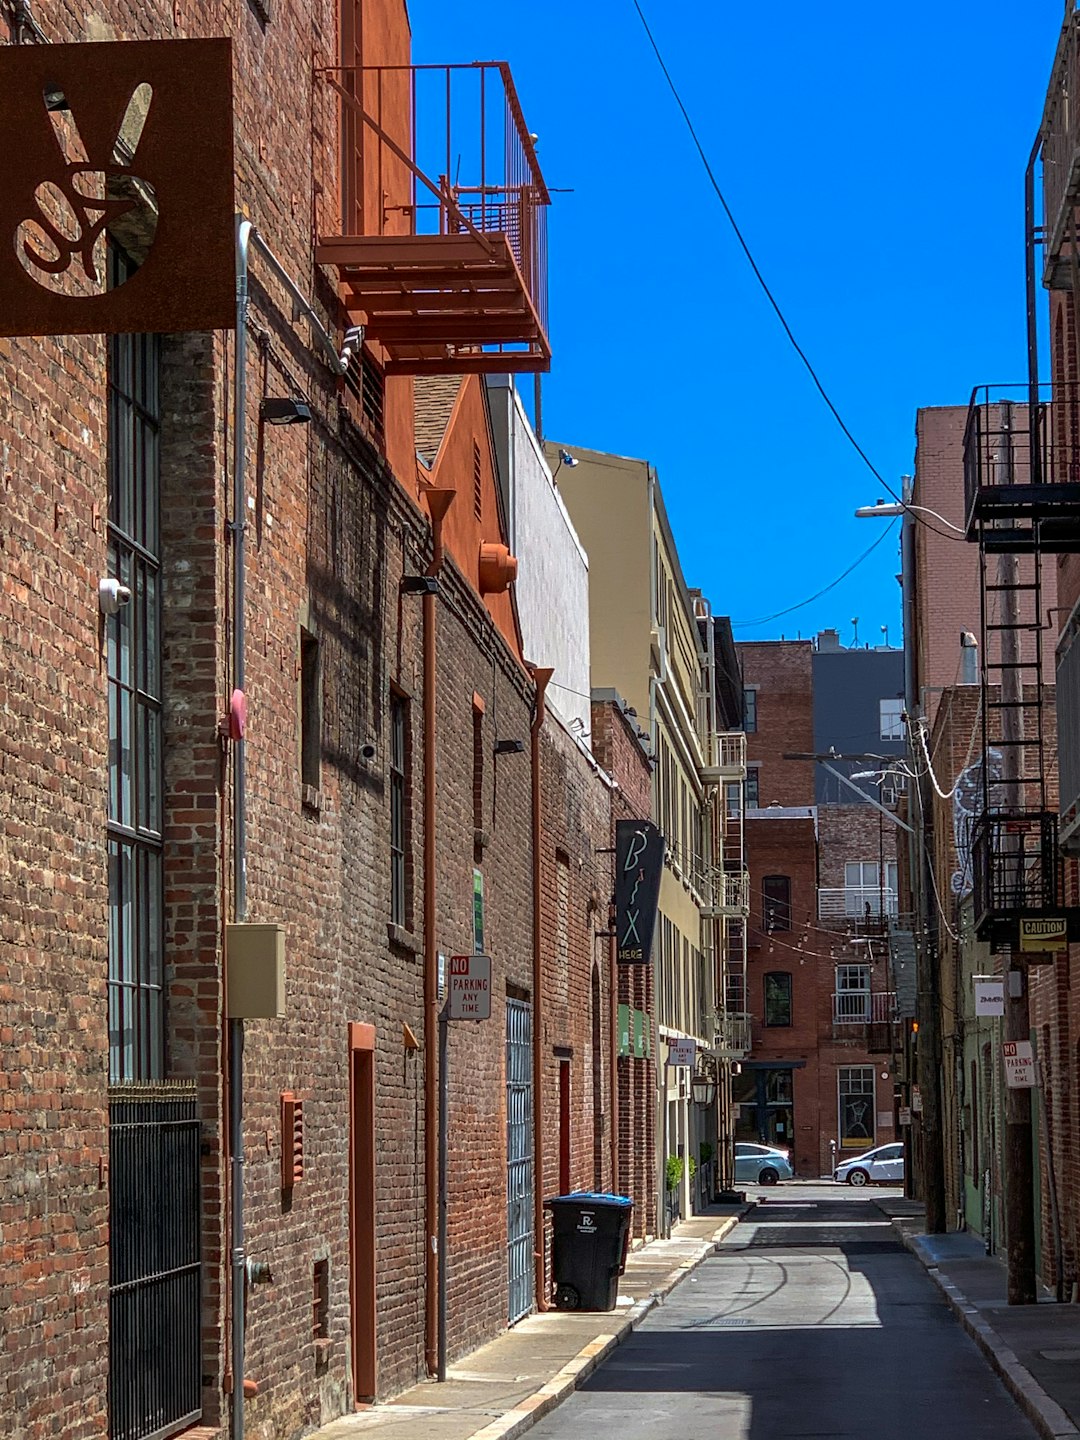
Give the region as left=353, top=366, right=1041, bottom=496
left=734, top=1142, right=794, bottom=1185
left=834, top=1141, right=904, bottom=1186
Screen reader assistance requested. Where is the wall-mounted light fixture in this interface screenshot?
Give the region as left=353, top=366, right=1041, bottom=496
left=260, top=396, right=312, bottom=426
left=400, top=575, right=440, bottom=597
left=494, top=739, right=525, bottom=756
left=552, top=448, right=580, bottom=482
left=690, top=1075, right=717, bottom=1108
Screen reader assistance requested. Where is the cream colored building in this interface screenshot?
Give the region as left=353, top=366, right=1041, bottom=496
left=551, top=444, right=748, bottom=1226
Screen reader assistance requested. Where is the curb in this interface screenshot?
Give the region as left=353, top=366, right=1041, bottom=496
left=466, top=1213, right=745, bottom=1440
left=886, top=1219, right=1079, bottom=1440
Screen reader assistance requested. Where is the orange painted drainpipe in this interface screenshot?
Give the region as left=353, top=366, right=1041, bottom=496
left=423, top=487, right=455, bottom=1377
left=529, top=666, right=554, bottom=1310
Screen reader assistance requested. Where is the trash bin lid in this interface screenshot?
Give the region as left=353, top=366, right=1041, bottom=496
left=545, top=1191, right=633, bottom=1207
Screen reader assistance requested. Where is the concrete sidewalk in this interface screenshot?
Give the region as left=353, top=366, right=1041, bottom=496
left=878, top=1196, right=1080, bottom=1440
left=315, top=1206, right=746, bottom=1440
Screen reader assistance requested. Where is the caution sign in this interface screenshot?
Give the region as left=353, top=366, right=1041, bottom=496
left=1019, top=917, right=1067, bottom=954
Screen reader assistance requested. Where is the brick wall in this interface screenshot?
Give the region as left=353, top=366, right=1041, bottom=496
left=738, top=641, right=814, bottom=807
left=592, top=697, right=658, bottom=1239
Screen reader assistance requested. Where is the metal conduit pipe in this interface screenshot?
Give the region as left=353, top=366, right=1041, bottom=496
left=422, top=488, right=455, bottom=1376
left=229, top=215, right=348, bottom=1436
left=529, top=666, right=553, bottom=1309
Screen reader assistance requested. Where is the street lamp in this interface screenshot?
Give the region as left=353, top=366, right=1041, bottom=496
left=854, top=498, right=964, bottom=534
left=690, top=1075, right=717, bottom=1107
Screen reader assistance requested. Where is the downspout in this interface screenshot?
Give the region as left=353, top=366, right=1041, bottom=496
left=529, top=665, right=554, bottom=1306
left=228, top=214, right=253, bottom=1440
left=423, top=487, right=455, bottom=1377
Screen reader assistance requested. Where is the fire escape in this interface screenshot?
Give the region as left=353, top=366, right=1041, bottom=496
left=316, top=61, right=550, bottom=376
left=961, top=5, right=1080, bottom=947
left=701, top=733, right=752, bottom=1060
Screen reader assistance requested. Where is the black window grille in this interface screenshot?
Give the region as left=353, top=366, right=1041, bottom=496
left=107, top=247, right=164, bottom=1083
left=390, top=694, right=407, bottom=926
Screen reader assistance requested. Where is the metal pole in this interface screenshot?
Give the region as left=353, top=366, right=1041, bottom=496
left=437, top=1005, right=449, bottom=1380
left=229, top=215, right=252, bottom=1440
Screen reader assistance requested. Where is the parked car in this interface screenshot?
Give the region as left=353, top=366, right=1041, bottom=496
left=734, top=1142, right=793, bottom=1186
left=834, top=1141, right=904, bottom=1186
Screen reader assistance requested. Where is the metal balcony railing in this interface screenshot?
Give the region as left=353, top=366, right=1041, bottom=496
left=701, top=732, right=746, bottom=781
left=971, top=810, right=1065, bottom=942
left=832, top=991, right=896, bottom=1025
left=817, top=887, right=898, bottom=921
left=962, top=386, right=1080, bottom=544
left=316, top=61, right=550, bottom=375
left=711, top=1010, right=752, bottom=1058
left=703, top=869, right=749, bottom=917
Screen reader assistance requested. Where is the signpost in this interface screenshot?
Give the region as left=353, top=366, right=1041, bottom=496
left=448, top=953, right=491, bottom=1021
left=1003, top=1039, right=1036, bottom=1089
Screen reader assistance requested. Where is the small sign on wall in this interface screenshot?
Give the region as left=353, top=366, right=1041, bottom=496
left=1003, top=1039, right=1036, bottom=1089
left=448, top=954, right=491, bottom=1021
left=974, top=979, right=1005, bottom=1017
left=666, top=1037, right=696, bottom=1068
left=899, top=1106, right=912, bottom=1126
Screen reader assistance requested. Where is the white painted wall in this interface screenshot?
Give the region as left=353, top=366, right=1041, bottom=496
left=487, top=379, right=591, bottom=737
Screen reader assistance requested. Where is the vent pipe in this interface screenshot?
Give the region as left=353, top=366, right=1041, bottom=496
left=960, top=631, right=979, bottom=686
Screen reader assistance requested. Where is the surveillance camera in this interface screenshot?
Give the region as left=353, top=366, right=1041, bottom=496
left=99, top=577, right=132, bottom=615
left=360, top=743, right=376, bottom=762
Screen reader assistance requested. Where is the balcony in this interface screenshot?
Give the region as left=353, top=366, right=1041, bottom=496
left=817, top=886, right=897, bottom=935
left=702, top=869, right=750, bottom=919
left=832, top=990, right=896, bottom=1026
left=962, top=385, right=1080, bottom=549
left=1042, top=5, right=1080, bottom=285
left=711, top=1010, right=752, bottom=1059
left=971, top=809, right=1078, bottom=946
left=316, top=62, right=550, bottom=376
left=699, top=732, right=747, bottom=783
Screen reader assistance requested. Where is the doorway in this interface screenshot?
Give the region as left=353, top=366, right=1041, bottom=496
left=349, top=1023, right=376, bottom=1403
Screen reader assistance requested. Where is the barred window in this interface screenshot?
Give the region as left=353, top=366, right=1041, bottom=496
left=107, top=246, right=164, bottom=1082
left=838, top=1066, right=875, bottom=1147
left=390, top=694, right=408, bottom=927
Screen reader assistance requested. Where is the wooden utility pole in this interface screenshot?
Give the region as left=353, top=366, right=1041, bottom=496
left=999, top=550, right=1037, bottom=1304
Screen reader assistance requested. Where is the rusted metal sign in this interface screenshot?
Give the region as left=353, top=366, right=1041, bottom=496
left=0, top=38, right=234, bottom=336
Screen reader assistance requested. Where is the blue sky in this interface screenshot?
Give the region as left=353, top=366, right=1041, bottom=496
left=411, top=2, right=1066, bottom=642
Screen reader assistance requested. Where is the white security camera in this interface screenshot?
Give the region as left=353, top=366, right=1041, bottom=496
left=99, top=577, right=133, bottom=615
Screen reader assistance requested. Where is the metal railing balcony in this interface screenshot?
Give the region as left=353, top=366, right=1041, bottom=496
left=817, top=887, right=898, bottom=921
left=962, top=386, right=1080, bottom=547
left=703, top=869, right=749, bottom=918
left=832, top=991, right=896, bottom=1025
left=710, top=1010, right=752, bottom=1058
left=700, top=732, right=747, bottom=782
left=316, top=61, right=550, bottom=376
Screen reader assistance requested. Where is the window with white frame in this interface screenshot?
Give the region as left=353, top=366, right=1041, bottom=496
left=838, top=1065, right=876, bottom=1146
left=834, top=964, right=871, bottom=1022
left=844, top=861, right=898, bottom=916
left=879, top=697, right=904, bottom=740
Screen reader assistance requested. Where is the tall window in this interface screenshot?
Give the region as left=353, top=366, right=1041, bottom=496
left=107, top=249, right=163, bottom=1082
left=743, top=686, right=758, bottom=733
left=834, top=964, right=871, bottom=1022
left=838, top=1066, right=875, bottom=1147
left=879, top=698, right=904, bottom=740
left=390, top=694, right=408, bottom=927
left=762, top=874, right=791, bottom=932
left=744, top=766, right=760, bottom=809
left=764, top=972, right=792, bottom=1027
left=300, top=629, right=321, bottom=795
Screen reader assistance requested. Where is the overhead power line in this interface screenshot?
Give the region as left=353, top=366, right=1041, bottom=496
left=630, top=0, right=963, bottom=548
left=732, top=519, right=897, bottom=627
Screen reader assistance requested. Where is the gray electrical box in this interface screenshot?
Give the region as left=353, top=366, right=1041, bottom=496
left=226, top=923, right=286, bottom=1018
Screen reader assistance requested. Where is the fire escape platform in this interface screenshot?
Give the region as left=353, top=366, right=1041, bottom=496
left=966, top=485, right=1080, bottom=550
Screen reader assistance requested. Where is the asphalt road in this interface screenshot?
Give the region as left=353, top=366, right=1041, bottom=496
left=528, top=1182, right=1038, bottom=1440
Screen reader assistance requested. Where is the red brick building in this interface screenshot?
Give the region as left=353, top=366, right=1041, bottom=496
left=737, top=639, right=900, bottom=1179
left=0, top=4, right=629, bottom=1438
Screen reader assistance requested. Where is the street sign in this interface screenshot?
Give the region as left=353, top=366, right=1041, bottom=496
left=448, top=954, right=491, bottom=1021
left=1003, top=1039, right=1036, bottom=1089
left=974, top=980, right=1005, bottom=1017
left=666, top=1037, right=696, bottom=1068
left=911, top=1085, right=923, bottom=1113
left=899, top=1106, right=912, bottom=1127
left=1019, top=917, right=1067, bottom=954
left=615, top=820, right=665, bottom=964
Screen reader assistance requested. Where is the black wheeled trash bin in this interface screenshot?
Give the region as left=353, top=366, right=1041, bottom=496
left=545, top=1192, right=633, bottom=1311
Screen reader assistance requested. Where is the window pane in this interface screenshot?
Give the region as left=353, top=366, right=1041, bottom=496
left=764, top=972, right=792, bottom=1026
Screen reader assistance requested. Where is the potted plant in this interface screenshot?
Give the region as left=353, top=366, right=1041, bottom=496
left=665, top=1154, right=684, bottom=1223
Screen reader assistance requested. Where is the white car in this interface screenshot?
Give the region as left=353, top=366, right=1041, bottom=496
left=834, top=1142, right=904, bottom=1186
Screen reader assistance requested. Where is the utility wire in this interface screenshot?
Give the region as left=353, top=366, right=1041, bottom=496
left=630, top=1, right=963, bottom=548
left=731, top=520, right=897, bottom=627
